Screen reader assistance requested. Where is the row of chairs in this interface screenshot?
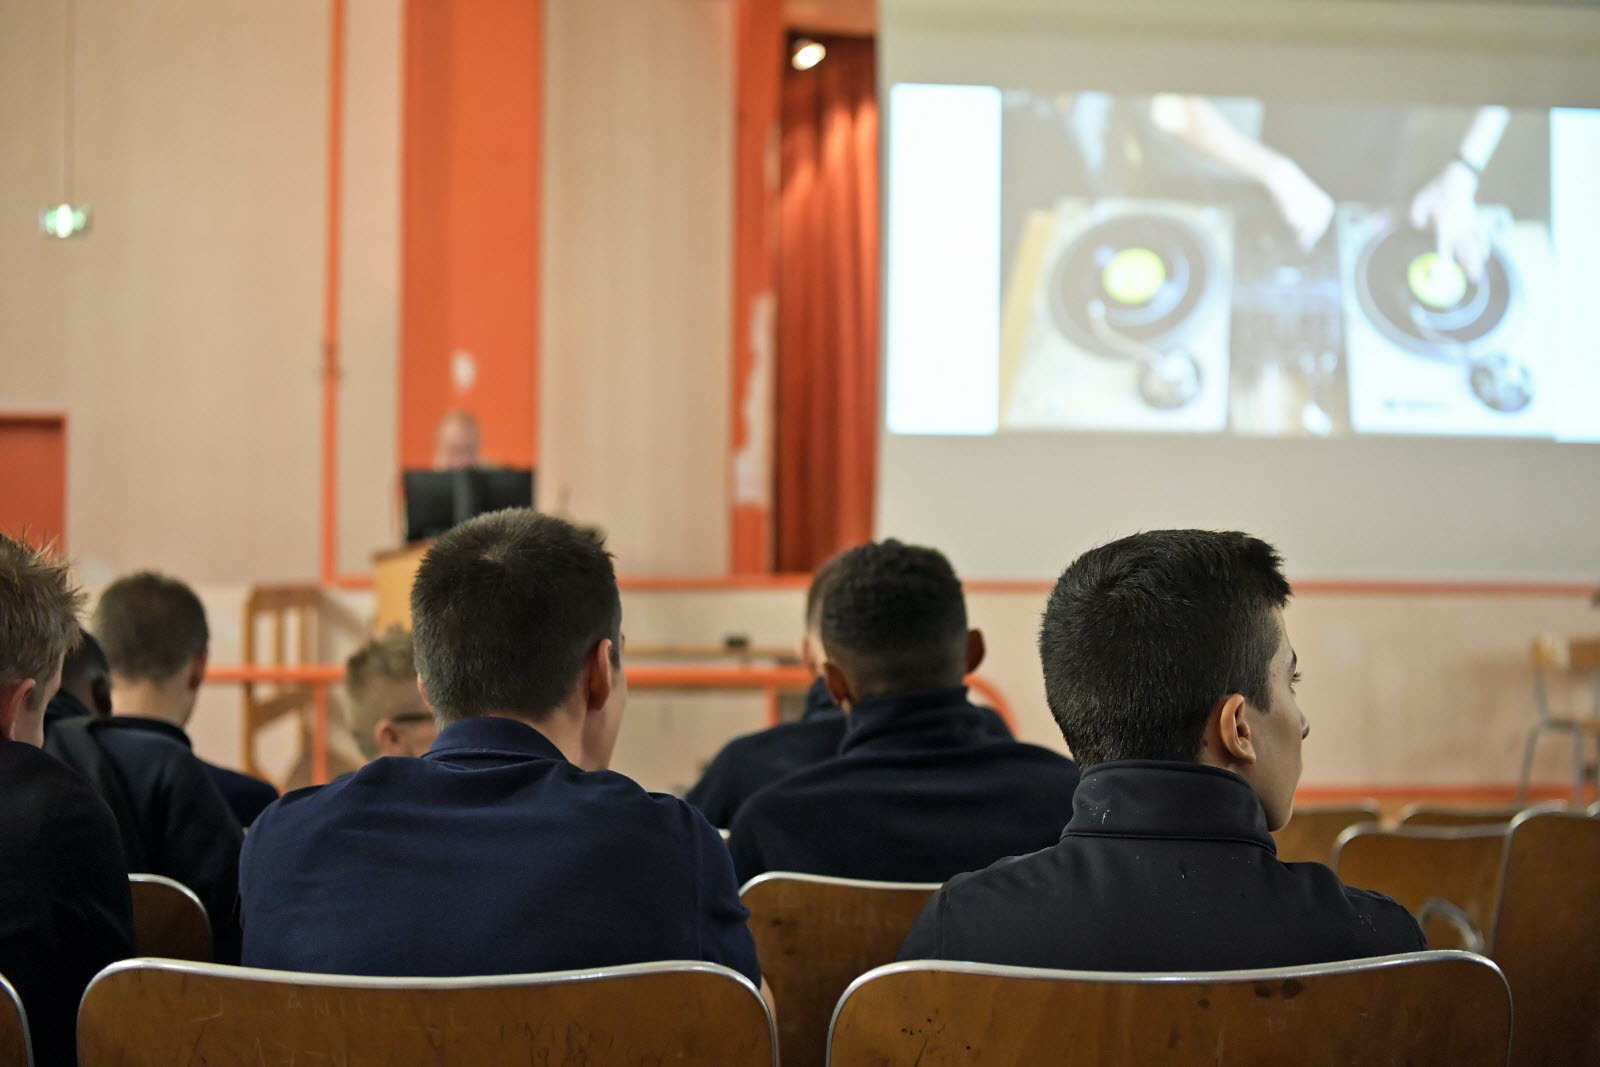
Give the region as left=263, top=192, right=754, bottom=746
left=6, top=809, right=1592, bottom=1065
left=0, top=950, right=1514, bottom=1066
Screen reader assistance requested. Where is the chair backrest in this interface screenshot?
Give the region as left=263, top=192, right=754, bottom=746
left=1270, top=803, right=1380, bottom=865
left=1532, top=635, right=1600, bottom=723
left=1490, top=811, right=1600, bottom=1065
left=1396, top=800, right=1565, bottom=829
left=1332, top=826, right=1507, bottom=949
left=78, top=959, right=775, bottom=1067
left=129, top=874, right=212, bottom=962
left=742, top=873, right=939, bottom=1067
left=826, top=952, right=1511, bottom=1066
left=0, top=973, right=31, bottom=1067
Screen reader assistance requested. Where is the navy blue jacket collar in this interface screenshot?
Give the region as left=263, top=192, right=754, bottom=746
left=101, top=715, right=193, bottom=749
left=802, top=677, right=843, bottom=722
left=1065, top=760, right=1275, bottom=852
left=841, top=687, right=991, bottom=755
left=426, top=715, right=569, bottom=764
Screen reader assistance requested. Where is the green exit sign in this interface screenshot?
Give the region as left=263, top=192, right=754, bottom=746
left=39, top=203, right=90, bottom=239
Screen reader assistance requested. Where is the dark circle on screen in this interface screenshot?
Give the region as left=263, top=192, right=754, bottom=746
left=1046, top=212, right=1215, bottom=357
left=1355, top=224, right=1514, bottom=356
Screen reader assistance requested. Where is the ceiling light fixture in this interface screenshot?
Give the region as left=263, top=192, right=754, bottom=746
left=791, top=38, right=827, bottom=71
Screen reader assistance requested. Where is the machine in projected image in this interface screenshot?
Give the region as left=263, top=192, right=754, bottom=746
left=1001, top=199, right=1231, bottom=431
left=1339, top=204, right=1556, bottom=436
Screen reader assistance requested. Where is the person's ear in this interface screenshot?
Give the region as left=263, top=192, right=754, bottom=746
left=186, top=648, right=209, bottom=691
left=0, top=679, right=36, bottom=741
left=1214, top=693, right=1257, bottom=766
left=415, top=674, right=437, bottom=713
left=965, top=629, right=986, bottom=674
left=584, top=639, right=616, bottom=713
left=374, top=720, right=400, bottom=757
left=822, top=660, right=855, bottom=709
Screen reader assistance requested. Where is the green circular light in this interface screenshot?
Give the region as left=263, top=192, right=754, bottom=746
left=1102, top=247, right=1166, bottom=305
left=1407, top=252, right=1467, bottom=310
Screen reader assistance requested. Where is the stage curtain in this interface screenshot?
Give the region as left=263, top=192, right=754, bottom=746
left=774, top=35, right=879, bottom=573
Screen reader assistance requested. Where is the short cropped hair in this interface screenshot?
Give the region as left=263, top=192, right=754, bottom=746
left=1039, top=530, right=1291, bottom=769
left=62, top=628, right=110, bottom=692
left=0, top=534, right=84, bottom=704
left=345, top=628, right=422, bottom=759
left=93, top=572, right=210, bottom=683
left=820, top=539, right=968, bottom=696
left=411, top=510, right=621, bottom=723
left=803, top=550, right=848, bottom=631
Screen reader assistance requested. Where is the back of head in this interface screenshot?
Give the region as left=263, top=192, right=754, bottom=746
left=411, top=509, right=620, bottom=723
left=821, top=539, right=969, bottom=699
left=93, top=572, right=209, bottom=683
left=1039, top=529, right=1291, bottom=769
left=804, top=550, right=848, bottom=634
left=345, top=628, right=423, bottom=759
left=60, top=628, right=112, bottom=716
left=0, top=533, right=84, bottom=714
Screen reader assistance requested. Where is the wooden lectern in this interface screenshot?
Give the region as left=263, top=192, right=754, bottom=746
left=373, top=541, right=432, bottom=632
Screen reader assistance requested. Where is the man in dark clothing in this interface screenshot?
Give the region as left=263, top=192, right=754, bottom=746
left=899, top=530, right=1426, bottom=969
left=729, top=540, right=1079, bottom=884
left=240, top=512, right=765, bottom=1000
left=0, top=536, right=134, bottom=1067
left=92, top=573, right=279, bottom=827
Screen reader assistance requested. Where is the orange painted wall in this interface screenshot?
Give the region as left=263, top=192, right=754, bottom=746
left=0, top=416, right=67, bottom=552
left=400, top=0, right=542, bottom=472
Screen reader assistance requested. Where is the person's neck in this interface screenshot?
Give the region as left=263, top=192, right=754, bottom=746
left=111, top=678, right=193, bottom=729
left=481, top=708, right=588, bottom=768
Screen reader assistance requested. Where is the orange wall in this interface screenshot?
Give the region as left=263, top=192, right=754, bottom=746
left=400, top=0, right=542, bottom=472
left=0, top=416, right=67, bottom=552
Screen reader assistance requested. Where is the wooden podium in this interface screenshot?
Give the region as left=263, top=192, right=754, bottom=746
left=373, top=541, right=432, bottom=632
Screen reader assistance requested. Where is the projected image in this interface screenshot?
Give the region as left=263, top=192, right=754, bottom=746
left=884, top=85, right=1600, bottom=440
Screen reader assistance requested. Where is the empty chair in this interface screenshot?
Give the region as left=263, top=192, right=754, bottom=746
left=1332, top=826, right=1507, bottom=951
left=742, top=873, right=938, bottom=1067
left=0, top=974, right=30, bottom=1067
left=1490, top=811, right=1600, bottom=1065
left=1397, top=800, right=1565, bottom=829
left=129, top=875, right=211, bottom=963
left=1521, top=635, right=1600, bottom=805
left=827, top=952, right=1510, bottom=1066
left=1269, top=802, right=1379, bottom=865
left=78, top=959, right=775, bottom=1067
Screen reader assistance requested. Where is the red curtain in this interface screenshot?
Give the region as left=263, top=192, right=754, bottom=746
left=774, top=36, right=879, bottom=573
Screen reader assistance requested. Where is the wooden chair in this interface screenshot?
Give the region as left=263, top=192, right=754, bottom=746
left=77, top=958, right=775, bottom=1066
left=1489, top=811, right=1600, bottom=1065
left=1397, top=800, right=1565, bottom=829
left=826, top=952, right=1511, bottom=1066
left=1521, top=635, right=1600, bottom=804
left=741, top=873, right=938, bottom=1067
left=1332, top=825, right=1507, bottom=951
left=0, top=973, right=30, bottom=1067
left=129, top=874, right=211, bottom=962
left=1269, top=802, right=1379, bottom=865
left=240, top=584, right=321, bottom=784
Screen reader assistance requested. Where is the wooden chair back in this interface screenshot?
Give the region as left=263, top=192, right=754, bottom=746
left=1332, top=826, right=1507, bottom=950
left=78, top=959, right=775, bottom=1066
left=1270, top=803, right=1379, bottom=865
left=827, top=952, right=1511, bottom=1066
left=742, top=873, right=938, bottom=1067
left=0, top=974, right=30, bottom=1067
left=129, top=874, right=211, bottom=962
left=1491, top=811, right=1600, bottom=1065
left=240, top=584, right=321, bottom=783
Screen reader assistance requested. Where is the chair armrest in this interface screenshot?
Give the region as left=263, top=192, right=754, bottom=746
left=1418, top=897, right=1485, bottom=954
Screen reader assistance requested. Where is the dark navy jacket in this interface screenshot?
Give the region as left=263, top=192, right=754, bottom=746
left=687, top=679, right=1014, bottom=829
left=728, top=687, right=1079, bottom=884
left=0, top=739, right=134, bottom=1067
left=43, top=704, right=244, bottom=965
left=898, top=761, right=1427, bottom=971
left=239, top=716, right=760, bottom=984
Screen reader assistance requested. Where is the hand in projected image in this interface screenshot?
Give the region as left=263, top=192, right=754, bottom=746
left=1262, top=155, right=1335, bottom=252
left=1409, top=160, right=1489, bottom=282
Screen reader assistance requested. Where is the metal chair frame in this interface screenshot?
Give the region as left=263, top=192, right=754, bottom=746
left=1520, top=635, right=1600, bottom=805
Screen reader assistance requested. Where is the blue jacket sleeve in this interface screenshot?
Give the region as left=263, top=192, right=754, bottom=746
left=690, top=811, right=761, bottom=986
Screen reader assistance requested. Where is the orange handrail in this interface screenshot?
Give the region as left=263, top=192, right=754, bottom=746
left=206, top=663, right=1021, bottom=784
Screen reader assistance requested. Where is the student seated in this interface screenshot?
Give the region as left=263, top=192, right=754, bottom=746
left=689, top=554, right=1012, bottom=828
left=239, top=511, right=760, bottom=987
left=0, top=536, right=134, bottom=1067
left=343, top=628, right=438, bottom=761
left=728, top=540, right=1079, bottom=884
left=94, top=573, right=279, bottom=825
left=44, top=628, right=113, bottom=726
left=46, top=578, right=249, bottom=963
left=898, top=530, right=1426, bottom=970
